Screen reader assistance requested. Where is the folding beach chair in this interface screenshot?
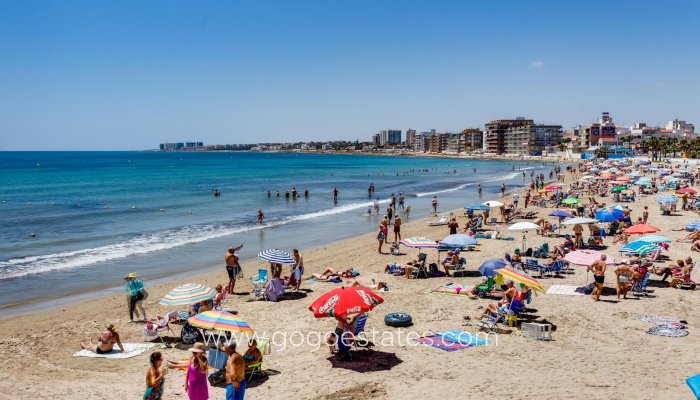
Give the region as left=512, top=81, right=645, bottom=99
left=350, top=313, right=369, bottom=348
left=143, top=311, right=179, bottom=345
left=412, top=253, right=430, bottom=279
left=246, top=338, right=270, bottom=381
left=632, top=272, right=651, bottom=297
left=250, top=269, right=268, bottom=299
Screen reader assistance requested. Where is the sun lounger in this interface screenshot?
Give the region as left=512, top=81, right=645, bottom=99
left=427, top=216, right=449, bottom=226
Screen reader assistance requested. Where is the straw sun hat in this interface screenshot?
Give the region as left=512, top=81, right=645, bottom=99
left=188, top=342, right=206, bottom=353
left=124, top=272, right=138, bottom=279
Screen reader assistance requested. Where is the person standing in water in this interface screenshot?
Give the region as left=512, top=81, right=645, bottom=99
left=478, top=184, right=482, bottom=196
left=501, top=183, right=506, bottom=196
left=333, top=188, right=338, bottom=203
left=257, top=209, right=264, bottom=224
left=431, top=196, right=438, bottom=214
left=225, top=244, right=244, bottom=294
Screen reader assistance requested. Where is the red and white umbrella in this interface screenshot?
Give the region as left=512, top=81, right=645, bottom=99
left=564, top=250, right=614, bottom=266
left=309, top=286, right=384, bottom=319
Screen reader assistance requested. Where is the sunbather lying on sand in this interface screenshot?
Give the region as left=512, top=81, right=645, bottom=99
left=80, top=323, right=124, bottom=354
left=352, top=279, right=387, bottom=291
left=306, top=268, right=357, bottom=281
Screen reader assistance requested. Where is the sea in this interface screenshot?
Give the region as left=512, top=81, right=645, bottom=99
left=0, top=151, right=559, bottom=315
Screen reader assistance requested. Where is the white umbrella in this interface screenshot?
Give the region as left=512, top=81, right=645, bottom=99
left=561, top=217, right=598, bottom=225
left=483, top=200, right=504, bottom=208
left=508, top=222, right=540, bottom=251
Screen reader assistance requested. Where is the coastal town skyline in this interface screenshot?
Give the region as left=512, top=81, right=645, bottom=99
left=2, top=1, right=699, bottom=150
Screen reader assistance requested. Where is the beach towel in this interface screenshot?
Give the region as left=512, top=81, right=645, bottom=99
left=438, top=330, right=491, bottom=346
left=647, top=326, right=688, bottom=338
left=432, top=283, right=473, bottom=296
left=73, top=343, right=155, bottom=359
left=640, top=315, right=685, bottom=326
left=414, top=336, right=472, bottom=352
left=546, top=285, right=586, bottom=296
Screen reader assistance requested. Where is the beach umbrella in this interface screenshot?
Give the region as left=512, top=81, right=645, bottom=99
left=624, top=224, right=660, bottom=235
left=258, top=248, right=296, bottom=264
left=655, top=195, right=677, bottom=204
left=538, top=189, right=548, bottom=193
left=677, top=188, right=697, bottom=195
left=508, top=222, right=541, bottom=231
left=545, top=184, right=564, bottom=191
left=483, top=200, right=504, bottom=208
left=564, top=250, right=614, bottom=266
left=400, top=237, right=439, bottom=248
left=665, top=177, right=681, bottom=183
left=620, top=241, right=661, bottom=256
left=626, top=171, right=641, bottom=177
left=610, top=185, right=627, bottom=193
left=188, top=310, right=254, bottom=334
left=549, top=210, right=573, bottom=218
left=478, top=259, right=507, bottom=277
left=562, top=217, right=597, bottom=225
left=561, top=197, right=580, bottom=205
left=508, top=221, right=541, bottom=250
left=616, top=176, right=630, bottom=182
left=686, top=221, right=700, bottom=231
left=440, top=234, right=477, bottom=248
left=464, top=203, right=490, bottom=211
left=580, top=175, right=595, bottom=180
left=496, top=268, right=544, bottom=294
left=595, top=208, right=624, bottom=222
left=634, top=178, right=651, bottom=185
left=637, top=235, right=671, bottom=243
left=160, top=283, right=216, bottom=306
left=309, top=286, right=383, bottom=319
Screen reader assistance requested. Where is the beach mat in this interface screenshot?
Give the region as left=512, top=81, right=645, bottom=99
left=73, top=343, right=155, bottom=359
left=546, top=284, right=586, bottom=296
left=414, top=336, right=472, bottom=352
left=438, top=330, right=491, bottom=346
left=432, top=282, right=473, bottom=296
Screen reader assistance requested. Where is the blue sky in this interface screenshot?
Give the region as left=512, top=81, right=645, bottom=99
left=1, top=0, right=699, bottom=150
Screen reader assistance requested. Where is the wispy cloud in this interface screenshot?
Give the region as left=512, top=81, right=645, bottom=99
left=530, top=60, right=544, bottom=68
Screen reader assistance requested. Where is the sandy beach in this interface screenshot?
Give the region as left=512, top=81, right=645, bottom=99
left=1, top=163, right=699, bottom=400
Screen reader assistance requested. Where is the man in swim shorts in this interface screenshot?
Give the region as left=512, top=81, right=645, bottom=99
left=225, top=244, right=244, bottom=294
left=588, top=254, right=607, bottom=301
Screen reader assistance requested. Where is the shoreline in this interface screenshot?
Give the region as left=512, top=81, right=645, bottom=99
left=2, top=157, right=700, bottom=400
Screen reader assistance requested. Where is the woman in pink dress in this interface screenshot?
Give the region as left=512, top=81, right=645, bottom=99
left=185, top=342, right=209, bottom=400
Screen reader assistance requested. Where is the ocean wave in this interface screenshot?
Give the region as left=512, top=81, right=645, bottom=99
left=0, top=200, right=390, bottom=280
left=415, top=172, right=520, bottom=197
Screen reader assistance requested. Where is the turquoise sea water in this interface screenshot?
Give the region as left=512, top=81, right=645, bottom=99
left=0, top=151, right=558, bottom=312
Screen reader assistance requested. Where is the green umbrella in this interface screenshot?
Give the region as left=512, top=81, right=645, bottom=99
left=610, top=185, right=627, bottom=193
left=562, top=197, right=580, bottom=205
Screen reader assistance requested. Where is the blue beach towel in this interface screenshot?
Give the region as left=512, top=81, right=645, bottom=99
left=687, top=374, right=700, bottom=399
left=438, top=330, right=491, bottom=346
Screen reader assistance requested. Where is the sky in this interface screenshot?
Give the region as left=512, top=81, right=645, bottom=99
left=1, top=0, right=699, bottom=150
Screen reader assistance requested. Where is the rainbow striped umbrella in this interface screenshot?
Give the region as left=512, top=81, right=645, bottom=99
left=497, top=267, right=544, bottom=293
left=160, top=283, right=216, bottom=306
left=400, top=237, right=439, bottom=248
left=188, top=310, right=254, bottom=334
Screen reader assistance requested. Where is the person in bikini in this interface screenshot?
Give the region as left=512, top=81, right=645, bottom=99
left=225, top=244, right=244, bottom=294
left=615, top=261, right=634, bottom=299
left=81, top=323, right=124, bottom=354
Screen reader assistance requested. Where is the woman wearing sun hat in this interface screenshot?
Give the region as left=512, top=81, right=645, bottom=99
left=185, top=342, right=209, bottom=400
left=124, top=272, right=147, bottom=323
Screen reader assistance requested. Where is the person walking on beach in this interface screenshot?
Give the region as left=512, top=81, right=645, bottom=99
left=398, top=193, right=405, bottom=210
left=291, top=249, right=304, bottom=291
left=380, top=215, right=389, bottom=244
left=431, top=196, right=438, bottom=214
left=393, top=215, right=402, bottom=242
left=225, top=343, right=246, bottom=400
left=513, top=193, right=519, bottom=208
left=573, top=223, right=584, bottom=249
left=589, top=254, right=607, bottom=301
left=144, top=352, right=166, bottom=400
left=500, top=183, right=506, bottom=196
left=257, top=209, right=264, bottom=224
left=225, top=244, right=244, bottom=294
left=124, top=272, right=147, bottom=323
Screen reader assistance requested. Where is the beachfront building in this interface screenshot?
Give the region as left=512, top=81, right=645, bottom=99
left=159, top=142, right=204, bottom=151
left=378, top=129, right=402, bottom=146
left=463, top=128, right=484, bottom=152
left=372, top=133, right=381, bottom=147
left=563, top=126, right=589, bottom=153
left=503, top=123, right=563, bottom=156
left=484, top=118, right=534, bottom=154
left=405, top=129, right=416, bottom=146
left=413, top=129, right=437, bottom=152
left=664, top=119, right=696, bottom=139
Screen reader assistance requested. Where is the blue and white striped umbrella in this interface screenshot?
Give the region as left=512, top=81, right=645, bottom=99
left=258, top=248, right=296, bottom=264
left=656, top=195, right=677, bottom=204
left=619, top=241, right=660, bottom=256
left=464, top=203, right=490, bottom=211
left=440, top=234, right=477, bottom=248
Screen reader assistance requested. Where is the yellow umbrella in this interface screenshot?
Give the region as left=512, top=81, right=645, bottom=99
left=497, top=267, right=545, bottom=293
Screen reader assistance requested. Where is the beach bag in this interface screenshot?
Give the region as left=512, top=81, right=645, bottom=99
left=428, top=263, right=438, bottom=275
left=180, top=322, right=200, bottom=344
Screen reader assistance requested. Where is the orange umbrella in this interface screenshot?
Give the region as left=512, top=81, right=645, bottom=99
left=624, top=224, right=660, bottom=235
